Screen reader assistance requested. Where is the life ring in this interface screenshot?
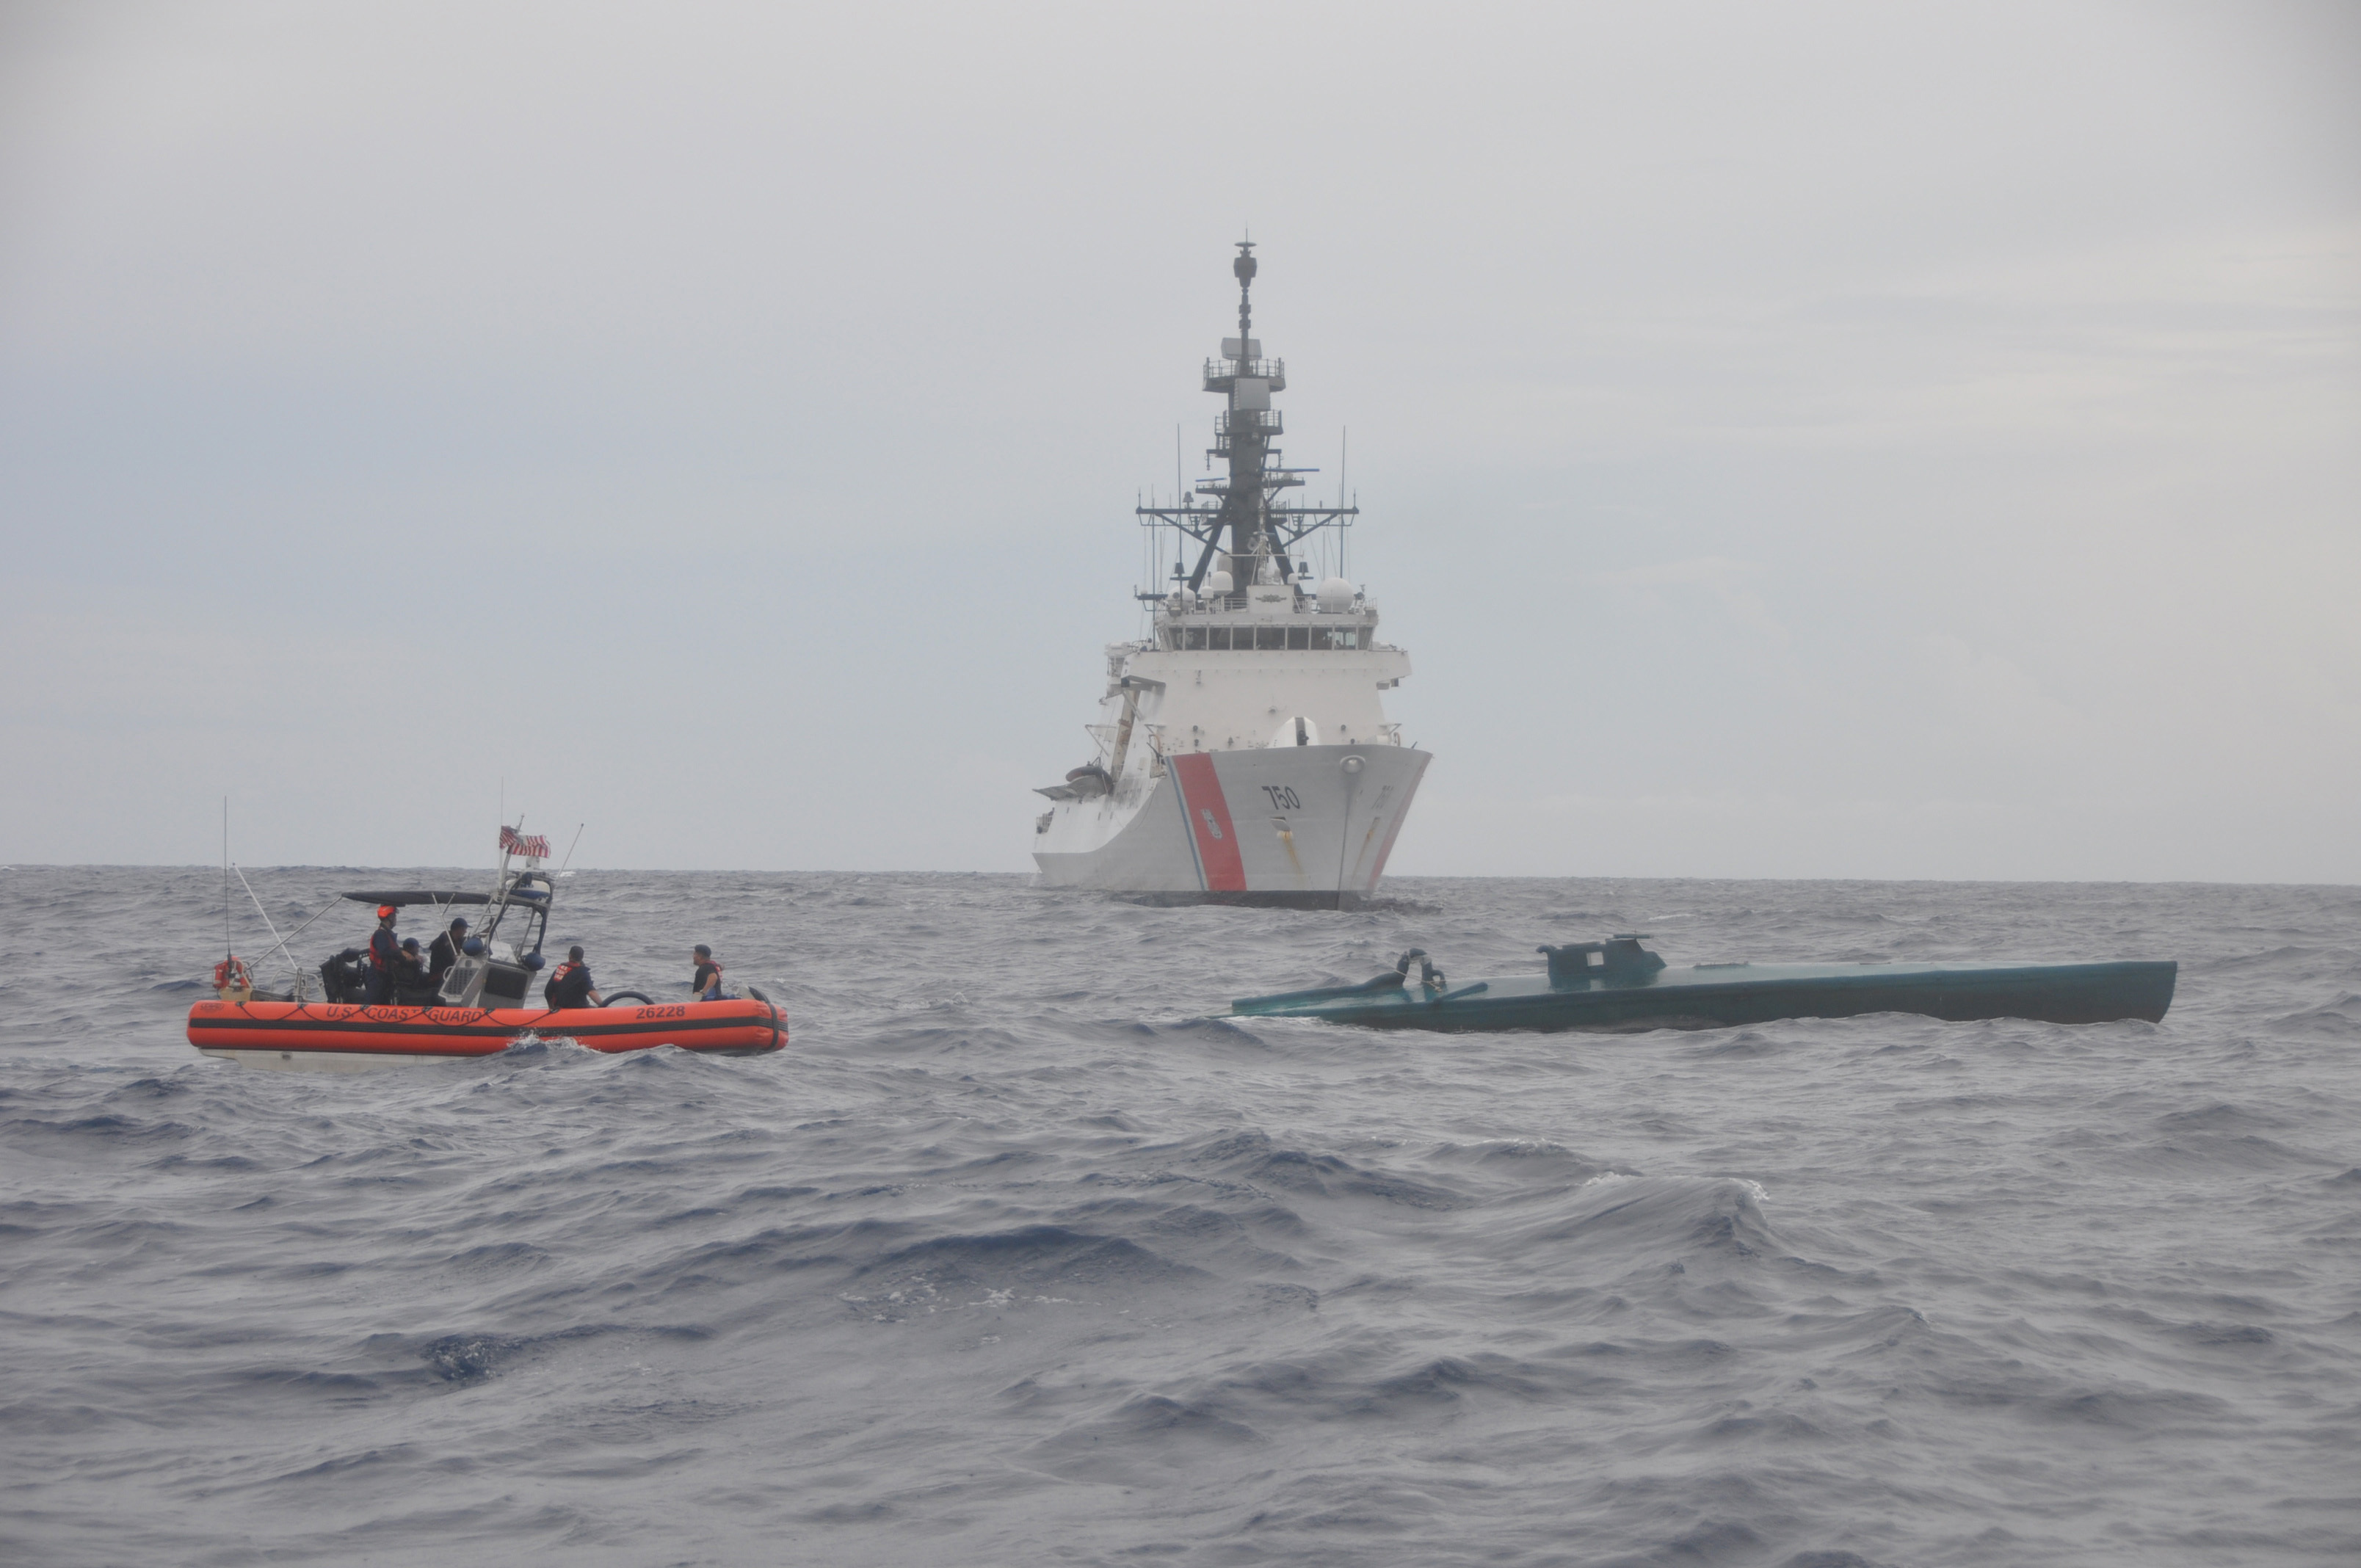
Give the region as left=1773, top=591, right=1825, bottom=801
left=213, top=956, right=254, bottom=1000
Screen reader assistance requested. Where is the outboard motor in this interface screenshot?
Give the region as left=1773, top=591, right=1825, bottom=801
left=319, top=948, right=372, bottom=1003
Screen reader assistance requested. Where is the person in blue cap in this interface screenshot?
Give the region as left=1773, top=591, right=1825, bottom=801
left=427, top=917, right=469, bottom=981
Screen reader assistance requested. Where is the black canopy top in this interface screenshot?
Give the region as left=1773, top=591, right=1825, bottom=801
left=341, top=891, right=496, bottom=907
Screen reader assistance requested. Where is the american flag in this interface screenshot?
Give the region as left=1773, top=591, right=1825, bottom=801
left=500, top=825, right=551, bottom=860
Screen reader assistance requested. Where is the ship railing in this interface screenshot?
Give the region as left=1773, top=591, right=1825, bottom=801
left=1216, top=408, right=1283, bottom=438
left=1161, top=591, right=1373, bottom=616
left=1203, top=357, right=1286, bottom=390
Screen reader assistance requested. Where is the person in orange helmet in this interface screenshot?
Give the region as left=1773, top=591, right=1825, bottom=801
left=364, top=905, right=402, bottom=1005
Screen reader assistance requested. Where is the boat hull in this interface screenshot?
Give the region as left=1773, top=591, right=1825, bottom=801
left=1034, top=744, right=1430, bottom=906
left=186, top=996, right=788, bottom=1067
left=1232, top=959, right=2177, bottom=1032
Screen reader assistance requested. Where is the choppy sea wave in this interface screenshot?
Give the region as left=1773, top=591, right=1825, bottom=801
left=2, top=868, right=2357, bottom=1565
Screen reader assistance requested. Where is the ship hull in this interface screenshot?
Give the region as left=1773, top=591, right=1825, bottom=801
left=186, top=996, right=788, bottom=1067
left=1034, top=744, right=1429, bottom=906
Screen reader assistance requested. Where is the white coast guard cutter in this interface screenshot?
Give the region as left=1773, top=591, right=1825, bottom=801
left=1031, top=243, right=1429, bottom=907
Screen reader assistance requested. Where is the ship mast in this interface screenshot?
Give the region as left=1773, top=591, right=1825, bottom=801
left=1136, top=242, right=1358, bottom=599
left=1225, top=241, right=1266, bottom=579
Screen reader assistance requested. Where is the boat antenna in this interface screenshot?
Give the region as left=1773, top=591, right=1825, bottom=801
left=234, top=863, right=333, bottom=984
left=222, top=796, right=231, bottom=964
left=1338, top=427, right=1348, bottom=578
left=1236, top=237, right=1253, bottom=346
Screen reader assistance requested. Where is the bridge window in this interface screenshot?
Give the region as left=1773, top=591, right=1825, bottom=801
left=1164, top=623, right=1369, bottom=651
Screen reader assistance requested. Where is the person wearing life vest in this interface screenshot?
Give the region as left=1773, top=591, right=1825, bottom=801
left=544, top=945, right=601, bottom=1009
left=689, top=945, right=724, bottom=1001
left=365, top=905, right=402, bottom=1004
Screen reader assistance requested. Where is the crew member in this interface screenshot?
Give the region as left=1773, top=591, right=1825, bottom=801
left=545, top=945, right=602, bottom=1009
left=397, top=937, right=429, bottom=990
left=427, top=917, right=470, bottom=979
left=365, top=905, right=402, bottom=1004
left=689, top=945, right=724, bottom=1001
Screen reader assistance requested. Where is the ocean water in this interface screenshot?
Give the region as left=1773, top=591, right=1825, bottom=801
left=2, top=867, right=2357, bottom=1567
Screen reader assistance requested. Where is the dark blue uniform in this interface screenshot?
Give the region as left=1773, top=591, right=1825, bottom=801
left=366, top=926, right=402, bottom=1004
left=545, top=962, right=595, bottom=1010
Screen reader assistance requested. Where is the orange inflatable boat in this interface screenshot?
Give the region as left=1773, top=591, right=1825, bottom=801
left=186, top=995, right=786, bottom=1069
left=192, top=826, right=790, bottom=1070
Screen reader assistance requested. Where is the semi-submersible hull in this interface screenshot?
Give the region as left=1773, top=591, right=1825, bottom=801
left=1231, top=938, right=2179, bottom=1031
left=1033, top=242, right=1429, bottom=906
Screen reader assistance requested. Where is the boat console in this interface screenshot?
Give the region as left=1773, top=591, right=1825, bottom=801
left=435, top=865, right=551, bottom=1009
left=440, top=955, right=536, bottom=1009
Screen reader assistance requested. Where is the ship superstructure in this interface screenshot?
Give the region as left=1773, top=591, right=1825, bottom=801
left=1031, top=244, right=1429, bottom=907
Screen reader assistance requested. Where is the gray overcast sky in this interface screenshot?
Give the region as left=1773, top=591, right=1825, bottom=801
left=3, top=1, right=2355, bottom=880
